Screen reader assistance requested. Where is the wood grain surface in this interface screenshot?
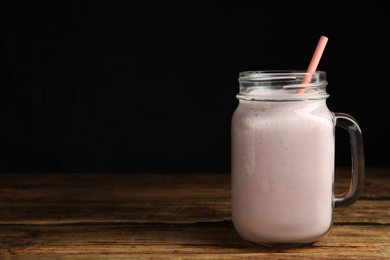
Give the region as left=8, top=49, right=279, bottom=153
left=0, top=168, right=389, bottom=259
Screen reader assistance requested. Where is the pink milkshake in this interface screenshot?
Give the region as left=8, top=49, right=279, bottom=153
left=231, top=71, right=364, bottom=247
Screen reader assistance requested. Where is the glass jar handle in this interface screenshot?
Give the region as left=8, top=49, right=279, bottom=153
left=334, top=113, right=365, bottom=208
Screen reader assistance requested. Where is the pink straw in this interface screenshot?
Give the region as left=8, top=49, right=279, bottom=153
left=297, top=36, right=328, bottom=93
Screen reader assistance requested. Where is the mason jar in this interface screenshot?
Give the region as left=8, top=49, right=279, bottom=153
left=231, top=71, right=364, bottom=247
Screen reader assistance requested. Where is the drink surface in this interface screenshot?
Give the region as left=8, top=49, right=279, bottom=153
left=231, top=99, right=334, bottom=244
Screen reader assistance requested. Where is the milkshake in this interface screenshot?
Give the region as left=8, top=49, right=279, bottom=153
left=231, top=71, right=364, bottom=247
left=231, top=100, right=334, bottom=245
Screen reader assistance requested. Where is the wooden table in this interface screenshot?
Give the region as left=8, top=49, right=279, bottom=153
left=0, top=168, right=389, bottom=259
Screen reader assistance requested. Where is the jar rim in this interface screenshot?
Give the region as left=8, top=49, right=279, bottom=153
left=239, top=70, right=326, bottom=82
left=237, top=70, right=328, bottom=101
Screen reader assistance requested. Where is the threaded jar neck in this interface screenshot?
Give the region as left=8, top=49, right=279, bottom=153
left=237, top=71, right=329, bottom=101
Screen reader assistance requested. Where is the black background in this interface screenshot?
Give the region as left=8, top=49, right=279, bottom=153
left=1, top=1, right=389, bottom=173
